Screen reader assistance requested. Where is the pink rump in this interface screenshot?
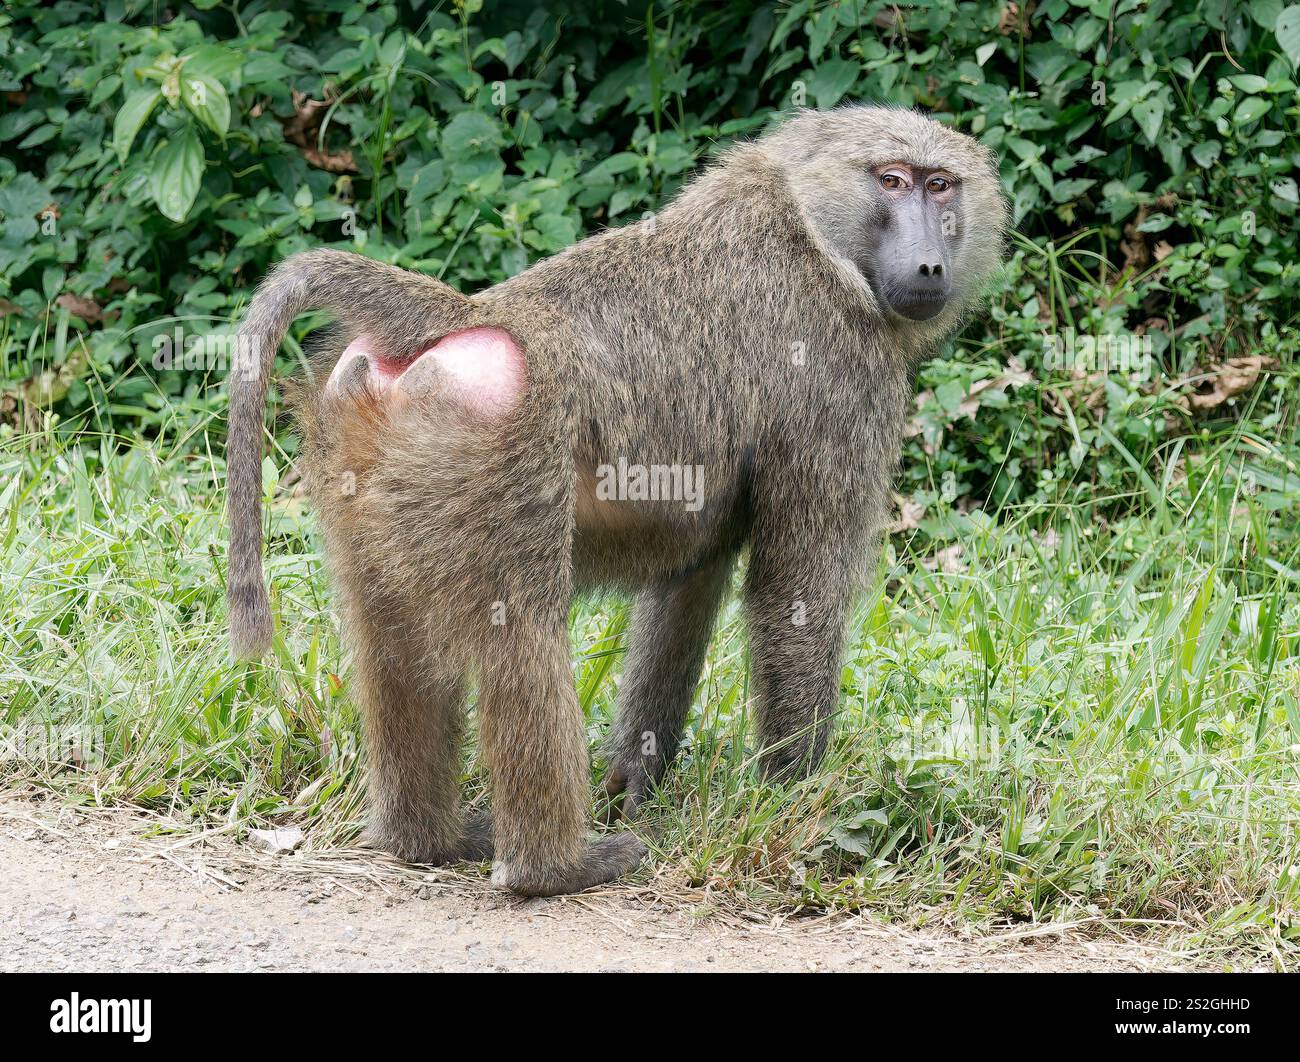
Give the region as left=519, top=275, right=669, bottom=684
left=423, top=326, right=526, bottom=415
left=325, top=327, right=526, bottom=416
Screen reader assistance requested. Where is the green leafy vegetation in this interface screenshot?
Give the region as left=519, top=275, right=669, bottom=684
left=1, top=1, right=1298, bottom=965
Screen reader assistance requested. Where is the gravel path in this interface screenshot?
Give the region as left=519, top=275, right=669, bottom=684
left=1, top=792, right=1182, bottom=972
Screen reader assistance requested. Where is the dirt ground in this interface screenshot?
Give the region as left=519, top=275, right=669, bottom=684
left=0, top=791, right=1191, bottom=972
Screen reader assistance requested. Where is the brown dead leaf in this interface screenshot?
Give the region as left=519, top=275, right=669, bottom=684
left=888, top=494, right=925, bottom=534
left=1044, top=375, right=1107, bottom=417
left=1121, top=195, right=1178, bottom=272
left=1121, top=211, right=1150, bottom=270
left=280, top=90, right=328, bottom=145
left=957, top=358, right=1034, bottom=420
left=301, top=145, right=356, bottom=174
left=1, top=340, right=92, bottom=429
left=55, top=293, right=102, bottom=324
left=872, top=8, right=904, bottom=32
left=0, top=298, right=21, bottom=316
left=922, top=544, right=966, bottom=574
left=279, top=89, right=356, bottom=173
left=998, top=2, right=1035, bottom=36
left=1178, top=356, right=1276, bottom=413
left=906, top=359, right=1035, bottom=450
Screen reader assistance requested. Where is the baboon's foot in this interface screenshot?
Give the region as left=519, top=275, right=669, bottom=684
left=324, top=329, right=524, bottom=415
left=459, top=809, right=494, bottom=862
left=757, top=743, right=823, bottom=787
left=366, top=811, right=494, bottom=866
left=601, top=762, right=656, bottom=824
left=362, top=828, right=452, bottom=866
left=490, top=833, right=648, bottom=897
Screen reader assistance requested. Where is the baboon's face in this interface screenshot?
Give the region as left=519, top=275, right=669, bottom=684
left=861, top=162, right=960, bottom=321
left=763, top=107, right=1006, bottom=328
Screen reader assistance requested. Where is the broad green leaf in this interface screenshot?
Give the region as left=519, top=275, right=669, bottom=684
left=182, top=44, right=245, bottom=81
left=149, top=126, right=204, bottom=222
left=18, top=124, right=58, bottom=149
left=1133, top=97, right=1165, bottom=143
left=181, top=72, right=230, bottom=137
left=806, top=57, right=859, bottom=109
left=113, top=88, right=162, bottom=163
left=1251, top=0, right=1284, bottom=28
left=1074, top=15, right=1106, bottom=51
left=1191, top=141, right=1221, bottom=167
left=0, top=109, right=42, bottom=142
left=90, top=75, right=121, bottom=108
left=1051, top=177, right=1096, bottom=203
left=1228, top=74, right=1269, bottom=93
left=1270, top=176, right=1299, bottom=203
left=585, top=152, right=641, bottom=182
left=1235, top=95, right=1271, bottom=123
left=0, top=172, right=50, bottom=219
left=528, top=213, right=578, bottom=251
left=807, top=9, right=836, bottom=61
left=1277, top=6, right=1300, bottom=68
left=440, top=110, right=504, bottom=155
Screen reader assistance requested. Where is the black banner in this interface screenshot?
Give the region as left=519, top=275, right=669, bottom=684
left=0, top=971, right=1286, bottom=1046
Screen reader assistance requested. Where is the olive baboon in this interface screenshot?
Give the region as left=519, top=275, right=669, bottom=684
left=227, top=106, right=1007, bottom=896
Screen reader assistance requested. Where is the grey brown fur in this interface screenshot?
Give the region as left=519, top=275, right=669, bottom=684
left=226, top=106, right=1006, bottom=896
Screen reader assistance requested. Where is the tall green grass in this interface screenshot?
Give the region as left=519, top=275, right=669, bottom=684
left=2, top=412, right=1298, bottom=968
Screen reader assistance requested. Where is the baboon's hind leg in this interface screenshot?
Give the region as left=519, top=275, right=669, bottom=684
left=603, top=557, right=732, bottom=820
left=480, top=618, right=646, bottom=896
left=308, top=350, right=498, bottom=866
left=347, top=601, right=490, bottom=864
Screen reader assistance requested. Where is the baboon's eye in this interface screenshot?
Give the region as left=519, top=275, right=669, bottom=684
left=926, top=174, right=955, bottom=194
left=879, top=170, right=910, bottom=191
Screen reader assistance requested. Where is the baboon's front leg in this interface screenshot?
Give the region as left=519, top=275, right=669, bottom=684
left=743, top=536, right=852, bottom=781
left=603, top=558, right=732, bottom=820
left=479, top=618, right=646, bottom=896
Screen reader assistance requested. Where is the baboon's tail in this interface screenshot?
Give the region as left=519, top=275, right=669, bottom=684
left=227, top=249, right=472, bottom=658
